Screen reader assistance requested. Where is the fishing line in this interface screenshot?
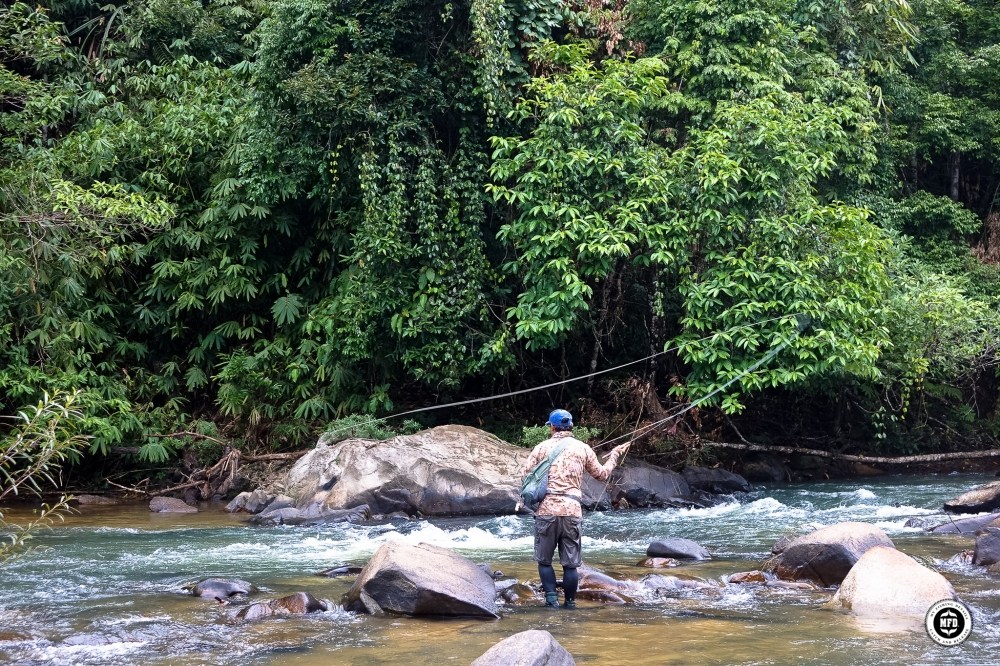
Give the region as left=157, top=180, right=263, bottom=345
left=592, top=340, right=791, bottom=505
left=320, top=313, right=801, bottom=441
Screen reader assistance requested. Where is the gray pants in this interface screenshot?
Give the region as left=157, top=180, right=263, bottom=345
left=533, top=515, right=583, bottom=567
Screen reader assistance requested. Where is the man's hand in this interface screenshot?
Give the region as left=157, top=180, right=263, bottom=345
left=605, top=442, right=631, bottom=462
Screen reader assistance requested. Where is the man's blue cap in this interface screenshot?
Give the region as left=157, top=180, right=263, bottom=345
left=548, top=409, right=573, bottom=428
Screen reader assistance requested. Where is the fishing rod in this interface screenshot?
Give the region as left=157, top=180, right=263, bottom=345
left=321, top=314, right=803, bottom=440
left=591, top=340, right=791, bottom=505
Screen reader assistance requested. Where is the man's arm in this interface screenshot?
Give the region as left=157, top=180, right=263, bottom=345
left=584, top=443, right=630, bottom=481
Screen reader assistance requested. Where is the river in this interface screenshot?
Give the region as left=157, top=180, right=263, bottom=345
left=1, top=473, right=998, bottom=665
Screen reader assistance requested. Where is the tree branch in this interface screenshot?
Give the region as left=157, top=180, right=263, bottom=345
left=698, top=440, right=1000, bottom=464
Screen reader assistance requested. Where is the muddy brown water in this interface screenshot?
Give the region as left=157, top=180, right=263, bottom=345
left=1, top=474, right=999, bottom=665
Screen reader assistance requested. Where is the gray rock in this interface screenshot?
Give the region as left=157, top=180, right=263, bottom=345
left=343, top=541, right=498, bottom=618
left=647, top=537, right=711, bottom=560
left=974, top=528, right=1000, bottom=566
left=740, top=456, right=790, bottom=483
left=149, top=497, right=198, bottom=513
left=259, top=494, right=295, bottom=513
left=603, top=461, right=694, bottom=509
left=682, top=466, right=752, bottom=494
left=766, top=522, right=895, bottom=587
left=470, top=630, right=575, bottom=666
left=317, top=565, right=364, bottom=577
left=944, top=480, right=1000, bottom=514
left=829, top=546, right=957, bottom=621
left=225, top=489, right=277, bottom=514
left=185, top=578, right=257, bottom=599
left=233, top=592, right=331, bottom=622
left=928, top=513, right=1000, bottom=534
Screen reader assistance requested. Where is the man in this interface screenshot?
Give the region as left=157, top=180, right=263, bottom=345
left=522, top=408, right=631, bottom=609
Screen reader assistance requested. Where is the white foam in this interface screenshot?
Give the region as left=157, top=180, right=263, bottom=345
left=854, top=488, right=878, bottom=500
left=377, top=523, right=534, bottom=552
left=30, top=640, right=145, bottom=664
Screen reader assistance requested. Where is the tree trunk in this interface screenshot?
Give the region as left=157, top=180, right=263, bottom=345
left=951, top=151, right=961, bottom=201
left=698, top=440, right=1000, bottom=465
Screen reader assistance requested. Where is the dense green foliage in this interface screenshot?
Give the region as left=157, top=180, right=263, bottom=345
left=1, top=0, right=999, bottom=483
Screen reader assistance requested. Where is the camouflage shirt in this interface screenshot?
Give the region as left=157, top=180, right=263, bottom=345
left=522, top=431, right=622, bottom=518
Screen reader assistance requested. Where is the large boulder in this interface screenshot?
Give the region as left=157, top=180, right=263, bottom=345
left=944, top=480, right=1000, bottom=514
left=285, top=425, right=526, bottom=516
left=647, top=538, right=711, bottom=561
left=343, top=541, right=498, bottom=618
left=149, top=497, right=198, bottom=513
left=830, top=546, right=957, bottom=620
left=766, top=522, right=895, bottom=587
left=973, top=528, right=1000, bottom=566
left=470, top=630, right=575, bottom=666
left=681, top=466, right=752, bottom=494
left=596, top=461, right=694, bottom=509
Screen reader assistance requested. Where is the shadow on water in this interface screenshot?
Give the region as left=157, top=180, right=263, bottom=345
left=2, top=474, right=1000, bottom=664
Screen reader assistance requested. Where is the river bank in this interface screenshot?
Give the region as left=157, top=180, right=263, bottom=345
left=2, top=473, right=999, bottom=664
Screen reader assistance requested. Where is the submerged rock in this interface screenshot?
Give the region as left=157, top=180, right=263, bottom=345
left=727, top=571, right=767, bottom=584
left=576, top=588, right=630, bottom=604
left=829, top=546, right=957, bottom=621
left=317, top=565, right=364, bottom=578
left=149, top=497, right=198, bottom=513
left=766, top=522, right=895, bottom=587
left=248, top=503, right=370, bottom=526
left=944, top=480, right=1000, bottom=514
left=495, top=580, right=535, bottom=605
left=647, top=537, right=711, bottom=561
left=185, top=578, right=257, bottom=600
left=947, top=550, right=974, bottom=565
left=638, top=557, right=680, bottom=568
left=234, top=592, right=331, bottom=621
left=73, top=494, right=118, bottom=505
left=343, top=541, right=498, bottom=618
left=470, top=630, right=575, bottom=666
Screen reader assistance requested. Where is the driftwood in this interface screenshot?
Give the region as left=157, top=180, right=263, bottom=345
left=698, top=441, right=1000, bottom=465
left=151, top=446, right=311, bottom=497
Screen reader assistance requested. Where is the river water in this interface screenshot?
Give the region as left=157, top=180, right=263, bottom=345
left=1, top=473, right=999, bottom=665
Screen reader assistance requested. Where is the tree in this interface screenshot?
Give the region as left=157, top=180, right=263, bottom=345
left=1, top=391, right=88, bottom=563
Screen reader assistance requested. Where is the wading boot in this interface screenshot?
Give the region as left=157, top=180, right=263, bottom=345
left=544, top=592, right=560, bottom=608
left=562, top=599, right=576, bottom=610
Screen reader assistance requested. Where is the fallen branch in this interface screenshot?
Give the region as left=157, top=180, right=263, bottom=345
left=698, top=440, right=1000, bottom=465
left=242, top=451, right=310, bottom=463
left=148, top=431, right=229, bottom=447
